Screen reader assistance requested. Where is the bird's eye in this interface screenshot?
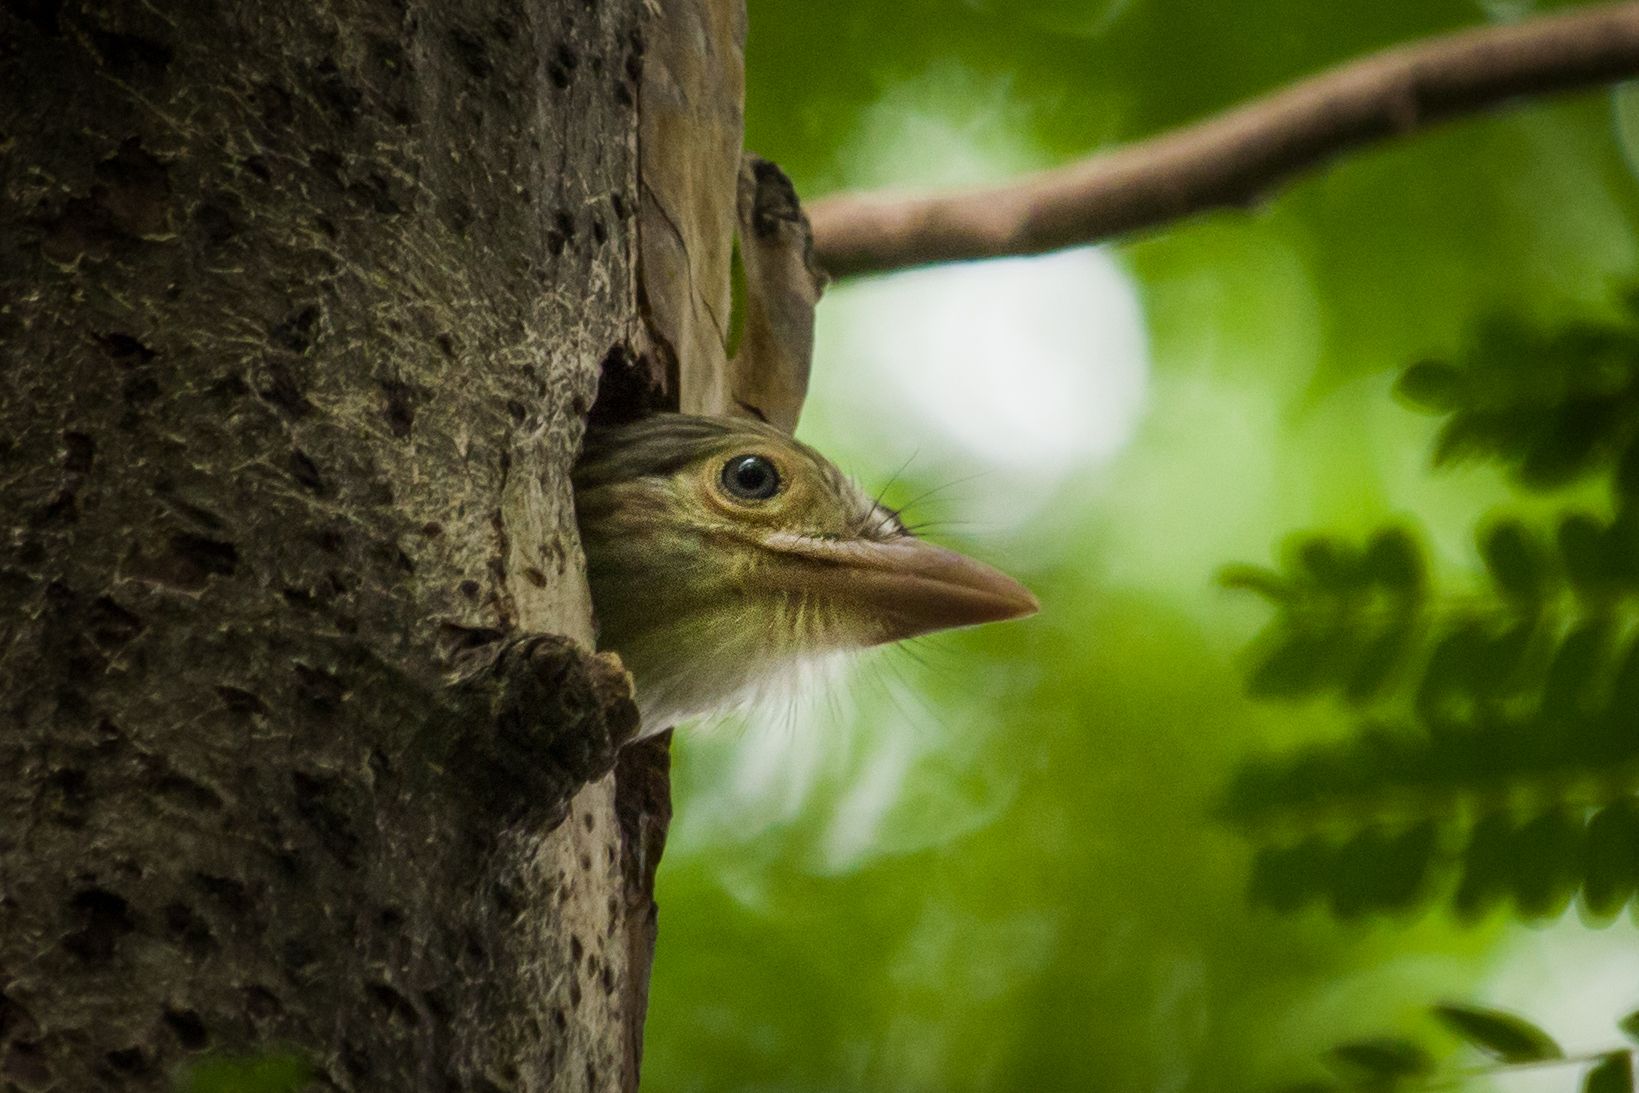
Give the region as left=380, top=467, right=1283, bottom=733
left=720, top=454, right=781, bottom=501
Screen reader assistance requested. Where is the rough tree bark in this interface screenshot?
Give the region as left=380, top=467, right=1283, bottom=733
left=0, top=0, right=744, bottom=1089
left=28, top=0, right=1617, bottom=1085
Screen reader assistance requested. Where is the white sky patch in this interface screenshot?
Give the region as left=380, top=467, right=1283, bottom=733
left=1473, top=919, right=1639, bottom=1089
left=809, top=248, right=1151, bottom=528
left=854, top=249, right=1147, bottom=469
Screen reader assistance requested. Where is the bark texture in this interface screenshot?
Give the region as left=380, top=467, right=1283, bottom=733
left=0, top=0, right=692, bottom=1088
left=628, top=0, right=746, bottom=420
left=727, top=157, right=824, bottom=434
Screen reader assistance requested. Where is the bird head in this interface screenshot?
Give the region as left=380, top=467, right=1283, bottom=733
left=573, top=414, right=1038, bottom=735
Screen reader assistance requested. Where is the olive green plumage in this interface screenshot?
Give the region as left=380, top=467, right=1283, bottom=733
left=574, top=414, right=1036, bottom=736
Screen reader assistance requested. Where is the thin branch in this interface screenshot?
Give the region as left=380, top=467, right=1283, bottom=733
left=808, top=2, right=1639, bottom=277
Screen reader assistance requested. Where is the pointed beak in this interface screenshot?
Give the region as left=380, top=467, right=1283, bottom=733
left=767, top=533, right=1039, bottom=645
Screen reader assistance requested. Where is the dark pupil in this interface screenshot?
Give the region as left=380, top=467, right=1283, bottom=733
left=722, top=455, right=779, bottom=500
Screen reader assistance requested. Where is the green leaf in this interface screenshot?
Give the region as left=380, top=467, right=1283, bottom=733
left=1541, top=622, right=1613, bottom=718
left=1327, top=824, right=1434, bottom=918
left=1326, top=829, right=1388, bottom=920
left=1586, top=1052, right=1634, bottom=1093
left=1326, top=1037, right=1433, bottom=1079
left=1432, top=1002, right=1563, bottom=1063
left=1508, top=810, right=1582, bottom=922
left=1611, top=500, right=1639, bottom=561
left=1249, top=841, right=1328, bottom=914
left=1470, top=313, right=1540, bottom=375
left=1246, top=628, right=1330, bottom=701
left=1558, top=513, right=1614, bottom=598
left=1361, top=527, right=1425, bottom=595
left=1471, top=620, right=1541, bottom=701
left=1294, top=535, right=1361, bottom=592
left=1454, top=816, right=1514, bottom=923
left=1380, top=823, right=1437, bottom=914
left=1433, top=413, right=1495, bottom=468
left=1582, top=803, right=1639, bottom=921
left=1517, top=398, right=1617, bottom=490
left=1396, top=359, right=1464, bottom=411
left=1553, top=320, right=1634, bottom=392
left=1617, top=436, right=1639, bottom=499
left=1219, top=564, right=1294, bottom=604
left=1479, top=520, right=1549, bottom=602
left=1618, top=1007, right=1639, bottom=1045
left=1343, top=619, right=1417, bottom=706
left=1414, top=622, right=1495, bottom=729
left=1609, top=637, right=1639, bottom=714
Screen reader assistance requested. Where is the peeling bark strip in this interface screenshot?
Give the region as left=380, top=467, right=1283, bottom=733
left=727, top=156, right=826, bottom=435
left=809, top=0, right=1639, bottom=276
left=635, top=0, right=747, bottom=417
left=0, top=0, right=673, bottom=1089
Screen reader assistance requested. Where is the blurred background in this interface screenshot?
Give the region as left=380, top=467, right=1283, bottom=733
left=643, top=1, right=1639, bottom=1089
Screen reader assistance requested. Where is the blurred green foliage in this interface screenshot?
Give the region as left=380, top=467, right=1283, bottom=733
left=1226, top=304, right=1639, bottom=933
left=175, top=1053, right=309, bottom=1093
left=644, top=1, right=1639, bottom=1091
left=1283, top=1000, right=1639, bottom=1092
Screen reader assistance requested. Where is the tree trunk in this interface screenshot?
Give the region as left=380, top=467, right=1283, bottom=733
left=0, top=0, right=739, bottom=1088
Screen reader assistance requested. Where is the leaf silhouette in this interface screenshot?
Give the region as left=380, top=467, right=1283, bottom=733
left=1219, top=564, right=1293, bottom=603
left=1580, top=804, right=1639, bottom=922
left=1362, top=527, right=1425, bottom=594
left=1396, top=359, right=1463, bottom=411
left=1479, top=520, right=1549, bottom=603
left=1327, top=1037, right=1433, bottom=1080
left=1619, top=1008, right=1639, bottom=1045
left=1432, top=1002, right=1562, bottom=1063
left=1585, top=1052, right=1634, bottom=1093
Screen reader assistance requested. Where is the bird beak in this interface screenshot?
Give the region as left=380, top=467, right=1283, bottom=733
left=768, top=533, right=1039, bottom=645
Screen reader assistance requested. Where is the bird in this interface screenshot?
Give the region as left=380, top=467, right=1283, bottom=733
left=573, top=413, right=1038, bottom=737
